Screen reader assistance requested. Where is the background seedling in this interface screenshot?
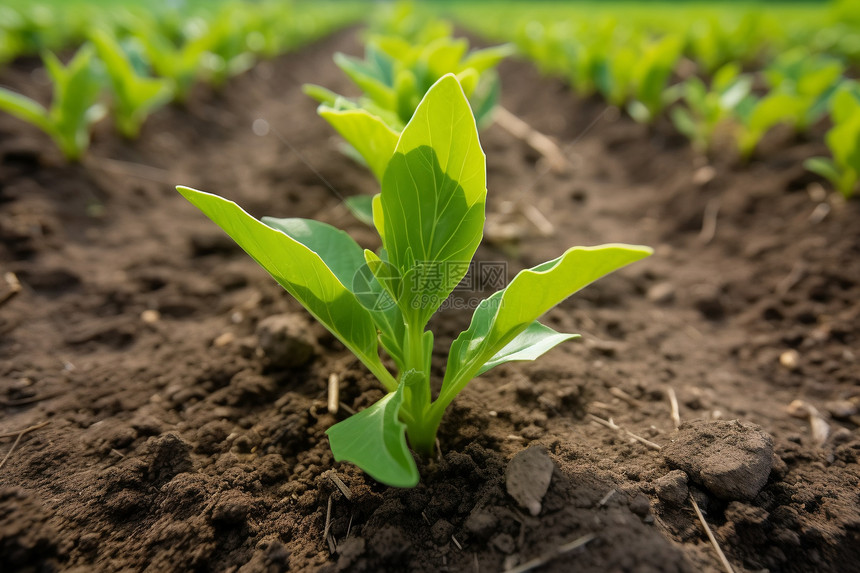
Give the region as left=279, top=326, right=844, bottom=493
left=0, top=44, right=104, bottom=161
left=90, top=29, right=172, bottom=138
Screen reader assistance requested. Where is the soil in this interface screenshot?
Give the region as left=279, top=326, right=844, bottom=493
left=2, top=27, right=859, bottom=573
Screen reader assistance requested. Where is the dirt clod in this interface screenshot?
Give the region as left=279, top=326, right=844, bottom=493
left=464, top=510, right=498, bottom=540
left=505, top=446, right=555, bottom=516
left=663, top=420, right=773, bottom=501
left=655, top=470, right=689, bottom=506
left=143, top=433, right=193, bottom=484
left=256, top=313, right=316, bottom=369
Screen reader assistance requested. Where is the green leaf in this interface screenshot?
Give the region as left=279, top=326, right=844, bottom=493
left=477, top=321, right=579, bottom=376
left=177, top=186, right=397, bottom=391
left=261, top=217, right=365, bottom=288
left=91, top=29, right=172, bottom=138
left=262, top=216, right=408, bottom=368
left=344, top=195, right=376, bottom=226
left=804, top=157, right=840, bottom=186
left=303, top=83, right=340, bottom=106
left=437, top=244, right=652, bottom=409
left=0, top=86, right=51, bottom=134
left=460, top=43, right=516, bottom=75
left=670, top=107, right=698, bottom=141
left=38, top=45, right=105, bottom=160
left=334, top=52, right=396, bottom=110
left=326, top=370, right=420, bottom=488
left=318, top=105, right=398, bottom=182
left=379, top=74, right=486, bottom=327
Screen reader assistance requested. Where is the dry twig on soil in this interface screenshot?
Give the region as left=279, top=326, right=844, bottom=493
left=494, top=106, right=569, bottom=173
left=667, top=387, right=681, bottom=430
left=0, top=420, right=50, bottom=471
left=588, top=414, right=663, bottom=451
left=698, top=198, right=720, bottom=245
left=327, top=470, right=352, bottom=501
left=504, top=534, right=596, bottom=573
left=690, top=493, right=736, bottom=573
left=327, top=373, right=340, bottom=414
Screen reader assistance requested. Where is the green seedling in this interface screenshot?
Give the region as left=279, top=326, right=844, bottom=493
left=670, top=63, right=752, bottom=153
left=90, top=29, right=172, bottom=139
left=133, top=20, right=213, bottom=103
left=626, top=35, right=683, bottom=123
left=195, top=6, right=256, bottom=89
left=305, top=30, right=513, bottom=132
left=805, top=86, right=860, bottom=198
left=736, top=49, right=844, bottom=159
left=305, top=28, right=512, bottom=223
left=178, top=75, right=651, bottom=487
left=686, top=13, right=766, bottom=75
left=0, top=44, right=104, bottom=161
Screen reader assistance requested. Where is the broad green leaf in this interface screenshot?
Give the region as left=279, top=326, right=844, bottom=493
left=326, top=370, right=420, bottom=488
left=261, top=217, right=365, bottom=287
left=177, top=186, right=396, bottom=391
left=477, top=321, right=579, bottom=376
left=437, top=244, right=652, bottom=407
left=318, top=106, right=398, bottom=182
left=262, top=216, right=408, bottom=368
left=380, top=74, right=486, bottom=327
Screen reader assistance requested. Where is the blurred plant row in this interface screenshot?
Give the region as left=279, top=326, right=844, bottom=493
left=448, top=0, right=860, bottom=198
left=0, top=0, right=362, bottom=160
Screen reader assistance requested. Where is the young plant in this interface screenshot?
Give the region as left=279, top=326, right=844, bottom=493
left=305, top=29, right=512, bottom=222
left=306, top=33, right=511, bottom=130
left=133, top=20, right=212, bottom=103
left=90, top=29, right=173, bottom=139
left=177, top=75, right=651, bottom=487
left=626, top=35, right=683, bottom=124
left=670, top=63, right=753, bottom=153
left=735, top=49, right=844, bottom=159
left=0, top=44, right=105, bottom=161
left=805, top=86, right=860, bottom=198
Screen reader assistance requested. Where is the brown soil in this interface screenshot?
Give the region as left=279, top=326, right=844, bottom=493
left=2, top=28, right=859, bottom=573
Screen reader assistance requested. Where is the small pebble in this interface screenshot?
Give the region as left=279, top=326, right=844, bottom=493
left=141, top=309, right=160, bottom=324
left=464, top=511, right=497, bottom=540
left=213, top=332, right=235, bottom=347
left=825, top=400, right=857, bottom=420
left=506, top=447, right=555, bottom=516
left=647, top=282, right=676, bottom=304
left=779, top=349, right=800, bottom=371
left=430, top=519, right=454, bottom=545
